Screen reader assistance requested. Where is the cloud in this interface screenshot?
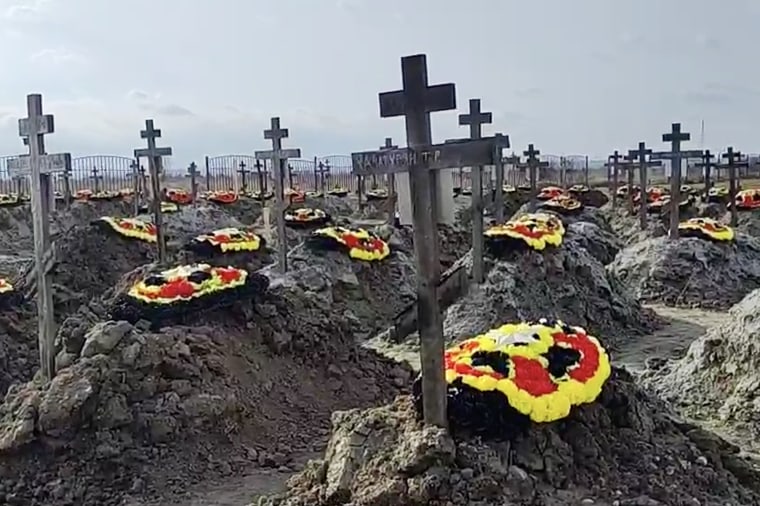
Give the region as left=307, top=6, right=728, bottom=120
left=126, top=89, right=150, bottom=101
left=30, top=47, right=86, bottom=65
left=3, top=0, right=52, bottom=20
left=152, top=104, right=194, bottom=117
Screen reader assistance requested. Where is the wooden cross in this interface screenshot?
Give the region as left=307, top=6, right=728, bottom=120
left=627, top=142, right=662, bottom=230
left=523, top=144, right=548, bottom=192
left=380, top=137, right=399, bottom=224
left=238, top=160, right=251, bottom=192
left=315, top=160, right=329, bottom=194
left=650, top=123, right=700, bottom=239
left=623, top=152, right=637, bottom=213
left=90, top=166, right=103, bottom=193
left=255, top=117, right=301, bottom=273
left=254, top=158, right=267, bottom=196
left=604, top=150, right=626, bottom=209
left=8, top=94, right=72, bottom=381
left=134, top=119, right=172, bottom=264
left=186, top=162, right=200, bottom=204
left=129, top=159, right=141, bottom=216
left=720, top=147, right=748, bottom=227
left=559, top=156, right=570, bottom=187
left=58, top=162, right=72, bottom=209
left=492, top=133, right=510, bottom=223
left=458, top=98, right=493, bottom=284
left=286, top=163, right=295, bottom=190
left=695, top=150, right=717, bottom=193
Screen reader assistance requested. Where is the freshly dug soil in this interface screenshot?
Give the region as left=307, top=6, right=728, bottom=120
left=735, top=211, right=760, bottom=237
left=259, top=369, right=760, bottom=506
left=609, top=234, right=760, bottom=309
left=439, top=222, right=659, bottom=352
left=643, top=289, right=760, bottom=448
left=0, top=261, right=413, bottom=506
left=390, top=224, right=471, bottom=273
left=0, top=302, right=37, bottom=397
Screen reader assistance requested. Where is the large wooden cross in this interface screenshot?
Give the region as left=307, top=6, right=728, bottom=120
left=627, top=142, right=662, bottom=230
left=186, top=162, right=200, bottom=205
left=694, top=150, right=717, bottom=193
left=720, top=147, right=747, bottom=227
left=458, top=98, right=492, bottom=284
left=650, top=123, right=700, bottom=239
left=523, top=144, right=548, bottom=191
left=134, top=119, right=172, bottom=264
left=8, top=94, right=72, bottom=381
left=378, top=53, right=457, bottom=228
left=255, top=117, right=301, bottom=273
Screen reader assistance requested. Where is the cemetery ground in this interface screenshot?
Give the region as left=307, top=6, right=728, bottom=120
left=0, top=175, right=758, bottom=506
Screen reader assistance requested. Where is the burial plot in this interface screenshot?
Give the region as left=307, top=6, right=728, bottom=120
left=186, top=161, right=200, bottom=205
left=719, top=147, right=746, bottom=227
left=255, top=117, right=301, bottom=273
left=133, top=119, right=172, bottom=265
left=628, top=142, right=662, bottom=230
left=7, top=94, right=72, bottom=381
left=695, top=149, right=718, bottom=200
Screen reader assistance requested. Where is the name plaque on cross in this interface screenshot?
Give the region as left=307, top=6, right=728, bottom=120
left=8, top=152, right=71, bottom=177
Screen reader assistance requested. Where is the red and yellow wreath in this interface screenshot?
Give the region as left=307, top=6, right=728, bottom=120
left=366, top=188, right=389, bottom=201
left=485, top=212, right=565, bottom=253
left=734, top=189, right=760, bottom=210
left=204, top=190, right=238, bottom=204
left=308, top=226, right=390, bottom=262
left=93, top=216, right=157, bottom=243
left=568, top=184, right=589, bottom=194
left=166, top=188, right=193, bottom=205
left=502, top=184, right=517, bottom=194
left=327, top=186, right=349, bottom=198
left=539, top=194, right=583, bottom=214
left=305, top=190, right=324, bottom=199
left=536, top=186, right=564, bottom=201
left=0, top=194, right=21, bottom=207
left=127, top=264, right=248, bottom=305
left=246, top=190, right=274, bottom=200
left=284, top=208, right=331, bottom=227
left=707, top=186, right=729, bottom=203
left=678, top=217, right=735, bottom=242
left=615, top=184, right=640, bottom=199
left=90, top=190, right=122, bottom=201
left=412, top=319, right=611, bottom=433
left=187, top=227, right=264, bottom=254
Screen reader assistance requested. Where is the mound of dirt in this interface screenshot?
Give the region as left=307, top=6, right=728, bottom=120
left=0, top=263, right=413, bottom=505
left=389, top=224, right=471, bottom=272
left=736, top=211, right=760, bottom=237
left=643, top=289, right=760, bottom=445
left=439, top=224, right=658, bottom=352
left=609, top=234, right=760, bottom=309
left=0, top=304, right=37, bottom=397
left=200, top=198, right=263, bottom=225
left=260, top=369, right=760, bottom=506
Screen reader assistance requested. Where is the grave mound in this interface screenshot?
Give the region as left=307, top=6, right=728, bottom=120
left=390, top=224, right=471, bottom=272
left=439, top=219, right=656, bottom=351
left=200, top=196, right=263, bottom=225
left=0, top=304, right=37, bottom=397
left=609, top=233, right=760, bottom=309
left=0, top=263, right=413, bottom=506
left=259, top=369, right=760, bottom=506
left=736, top=210, right=760, bottom=237
left=643, top=289, right=760, bottom=443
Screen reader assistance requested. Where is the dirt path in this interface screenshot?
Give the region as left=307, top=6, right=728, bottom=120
left=140, top=305, right=726, bottom=506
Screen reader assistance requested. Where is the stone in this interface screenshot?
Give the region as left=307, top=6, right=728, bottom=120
left=80, top=320, right=133, bottom=358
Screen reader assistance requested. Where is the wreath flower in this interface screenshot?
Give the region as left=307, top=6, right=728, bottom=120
left=485, top=212, right=565, bottom=253
left=539, top=195, right=583, bottom=214
left=734, top=189, right=760, bottom=210
left=327, top=186, right=349, bottom=197
left=707, top=186, right=728, bottom=203
left=187, top=227, right=264, bottom=254
left=365, top=188, right=388, bottom=201
left=308, top=226, right=390, bottom=262
left=502, top=184, right=517, bottom=194
left=412, top=319, right=611, bottom=435
left=247, top=190, right=274, bottom=201
left=204, top=190, right=238, bottom=204
left=568, top=184, right=589, bottom=194
left=284, top=208, right=331, bottom=227
left=0, top=194, right=21, bottom=207
left=615, top=184, right=640, bottom=199
left=536, top=186, right=564, bottom=201
left=166, top=188, right=193, bottom=205
left=305, top=190, right=324, bottom=199
left=90, top=190, right=122, bottom=201
left=678, top=218, right=735, bottom=242
left=0, top=278, right=14, bottom=294
left=93, top=216, right=157, bottom=243
left=127, top=264, right=248, bottom=304
left=74, top=189, right=93, bottom=201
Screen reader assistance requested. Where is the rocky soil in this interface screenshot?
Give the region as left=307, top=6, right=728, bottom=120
left=259, top=369, right=760, bottom=506
left=609, top=234, right=760, bottom=309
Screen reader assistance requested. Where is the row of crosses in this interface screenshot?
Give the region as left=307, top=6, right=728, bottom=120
left=606, top=123, right=748, bottom=235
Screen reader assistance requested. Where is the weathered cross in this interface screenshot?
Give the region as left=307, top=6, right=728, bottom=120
left=238, top=160, right=251, bottom=192
left=353, top=54, right=505, bottom=428
left=720, top=147, right=747, bottom=227
left=254, top=158, right=267, bottom=196
left=694, top=150, right=717, bottom=194
left=604, top=150, right=627, bottom=209
left=255, top=117, right=301, bottom=273
left=458, top=98, right=493, bottom=284
left=286, top=163, right=295, bottom=190
left=650, top=123, right=700, bottom=239
left=129, top=159, right=141, bottom=216
left=186, top=162, right=200, bottom=205
left=315, top=160, right=329, bottom=194
left=8, top=94, right=72, bottom=382
left=492, top=133, right=510, bottom=223
left=623, top=152, right=638, bottom=213
left=627, top=142, right=662, bottom=230
left=380, top=137, right=399, bottom=224
left=523, top=144, right=548, bottom=192
left=90, top=166, right=103, bottom=193
left=134, top=119, right=172, bottom=264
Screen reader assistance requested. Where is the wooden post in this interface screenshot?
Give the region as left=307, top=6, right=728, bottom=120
left=204, top=155, right=211, bottom=190
left=720, top=147, right=748, bottom=227
left=312, top=156, right=319, bottom=192
left=8, top=94, right=72, bottom=381
left=134, top=119, right=172, bottom=264
left=523, top=144, right=543, bottom=191
left=604, top=151, right=624, bottom=209
left=695, top=150, right=717, bottom=196
left=238, top=160, right=250, bottom=193
left=628, top=142, right=662, bottom=230
left=90, top=166, right=103, bottom=193
left=316, top=160, right=329, bottom=195
left=129, top=159, right=140, bottom=216
left=379, top=137, right=399, bottom=225
left=493, top=133, right=509, bottom=223
left=624, top=154, right=635, bottom=214
left=458, top=98, right=493, bottom=285
left=584, top=155, right=589, bottom=186
left=187, top=162, right=199, bottom=205
left=255, top=117, right=301, bottom=274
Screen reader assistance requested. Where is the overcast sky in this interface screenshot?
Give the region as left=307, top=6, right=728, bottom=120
left=0, top=0, right=757, bottom=170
